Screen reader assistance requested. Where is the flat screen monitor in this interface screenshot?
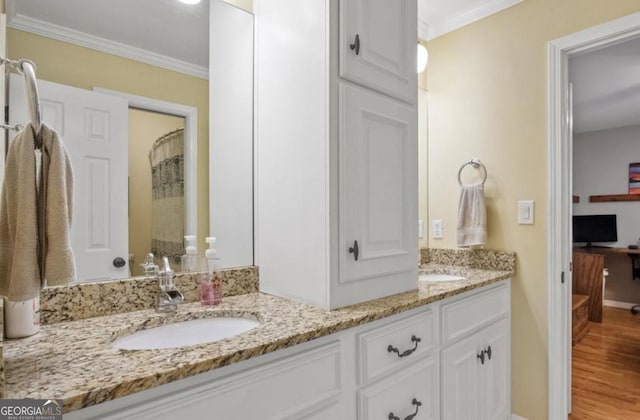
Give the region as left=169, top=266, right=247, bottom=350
left=572, top=214, right=618, bottom=246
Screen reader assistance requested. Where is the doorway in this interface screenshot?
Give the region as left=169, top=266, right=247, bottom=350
left=547, top=11, right=640, bottom=419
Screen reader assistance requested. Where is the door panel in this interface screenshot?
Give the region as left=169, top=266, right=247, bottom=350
left=9, top=75, right=128, bottom=281
left=480, top=319, right=510, bottom=420
left=339, top=83, right=417, bottom=284
left=340, top=0, right=416, bottom=103
left=441, top=332, right=482, bottom=420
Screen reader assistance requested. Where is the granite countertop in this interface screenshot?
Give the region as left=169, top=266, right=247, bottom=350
left=3, top=264, right=512, bottom=413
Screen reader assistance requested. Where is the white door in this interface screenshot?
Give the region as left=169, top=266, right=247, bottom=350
left=339, top=83, right=417, bottom=285
left=441, top=332, right=483, bottom=420
left=9, top=75, right=129, bottom=281
left=479, top=320, right=510, bottom=420
left=340, top=0, right=417, bottom=104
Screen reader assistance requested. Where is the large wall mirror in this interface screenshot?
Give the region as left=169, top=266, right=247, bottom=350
left=4, top=0, right=254, bottom=282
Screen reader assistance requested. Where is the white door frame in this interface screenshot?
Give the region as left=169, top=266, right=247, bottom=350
left=547, top=11, right=640, bottom=419
left=93, top=88, right=198, bottom=237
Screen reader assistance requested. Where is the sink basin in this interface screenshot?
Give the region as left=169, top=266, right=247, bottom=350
left=419, top=273, right=466, bottom=282
left=112, top=317, right=260, bottom=350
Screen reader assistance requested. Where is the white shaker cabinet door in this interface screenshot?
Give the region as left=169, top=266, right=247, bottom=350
left=441, top=331, right=483, bottom=420
left=339, top=0, right=417, bottom=104
left=480, top=319, right=510, bottom=420
left=338, top=83, right=417, bottom=301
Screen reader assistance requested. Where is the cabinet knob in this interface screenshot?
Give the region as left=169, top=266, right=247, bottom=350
left=388, top=398, right=422, bottom=420
left=387, top=335, right=421, bottom=358
left=350, top=34, right=361, bottom=55
left=485, top=345, right=492, bottom=360
left=477, top=350, right=485, bottom=365
left=348, top=240, right=359, bottom=261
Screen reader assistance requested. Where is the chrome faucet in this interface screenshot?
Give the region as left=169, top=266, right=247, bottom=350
left=156, top=256, right=184, bottom=313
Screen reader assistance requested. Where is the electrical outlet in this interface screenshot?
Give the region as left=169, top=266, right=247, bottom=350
left=418, top=219, right=424, bottom=239
left=432, top=219, right=443, bottom=239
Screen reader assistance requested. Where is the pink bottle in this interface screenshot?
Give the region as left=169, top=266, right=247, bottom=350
left=200, top=237, right=222, bottom=305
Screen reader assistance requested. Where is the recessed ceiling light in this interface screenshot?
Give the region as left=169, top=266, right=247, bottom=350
left=179, top=0, right=201, bottom=4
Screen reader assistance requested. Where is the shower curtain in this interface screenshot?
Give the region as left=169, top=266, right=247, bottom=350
left=149, top=128, right=184, bottom=264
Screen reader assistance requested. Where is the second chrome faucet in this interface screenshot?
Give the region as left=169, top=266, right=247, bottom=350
left=155, top=256, right=183, bottom=312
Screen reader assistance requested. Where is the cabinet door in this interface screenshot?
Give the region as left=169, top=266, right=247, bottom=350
left=340, top=0, right=417, bottom=104
left=480, top=319, right=510, bottom=420
left=441, top=332, right=483, bottom=420
left=338, top=83, right=417, bottom=298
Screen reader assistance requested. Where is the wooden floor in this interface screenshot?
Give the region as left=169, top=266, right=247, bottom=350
left=570, top=307, right=640, bottom=419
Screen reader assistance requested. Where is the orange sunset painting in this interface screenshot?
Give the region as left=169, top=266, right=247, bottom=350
left=630, top=162, right=640, bottom=194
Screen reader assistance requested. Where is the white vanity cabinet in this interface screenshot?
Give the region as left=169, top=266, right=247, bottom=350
left=255, top=0, right=418, bottom=310
left=440, top=283, right=512, bottom=420
left=66, top=282, right=511, bottom=420
left=66, top=338, right=345, bottom=420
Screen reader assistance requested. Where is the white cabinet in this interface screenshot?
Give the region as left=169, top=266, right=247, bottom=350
left=256, top=0, right=418, bottom=309
left=66, top=339, right=343, bottom=420
left=338, top=83, right=417, bottom=303
left=355, top=307, right=438, bottom=420
left=440, top=283, right=511, bottom=420
left=67, top=282, right=510, bottom=420
left=340, top=0, right=417, bottom=103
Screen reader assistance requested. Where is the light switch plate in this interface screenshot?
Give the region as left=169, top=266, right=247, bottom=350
left=518, top=200, right=534, bottom=225
left=418, top=219, right=424, bottom=239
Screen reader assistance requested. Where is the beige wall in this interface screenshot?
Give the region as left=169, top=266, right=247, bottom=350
left=129, top=109, right=184, bottom=276
left=426, top=1, right=640, bottom=418
left=7, top=29, right=209, bottom=253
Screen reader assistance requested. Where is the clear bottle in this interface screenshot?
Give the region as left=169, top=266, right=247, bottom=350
left=181, top=235, right=199, bottom=272
left=200, top=237, right=222, bottom=305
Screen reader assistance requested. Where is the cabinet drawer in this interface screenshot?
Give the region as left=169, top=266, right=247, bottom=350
left=357, top=309, right=435, bottom=385
left=441, top=283, right=509, bottom=345
left=357, top=356, right=437, bottom=420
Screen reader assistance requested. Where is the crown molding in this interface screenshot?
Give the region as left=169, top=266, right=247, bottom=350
left=7, top=13, right=208, bottom=80
left=427, top=0, right=525, bottom=41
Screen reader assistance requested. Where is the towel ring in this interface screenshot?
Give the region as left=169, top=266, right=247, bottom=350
left=458, top=158, right=487, bottom=186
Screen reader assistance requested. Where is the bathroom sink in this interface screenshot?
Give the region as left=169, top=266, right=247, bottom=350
left=419, top=273, right=466, bottom=282
left=112, top=317, right=260, bottom=350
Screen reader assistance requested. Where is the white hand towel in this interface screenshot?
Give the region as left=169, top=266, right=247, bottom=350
left=457, top=183, right=487, bottom=247
left=40, top=122, right=76, bottom=286
left=0, top=123, right=41, bottom=301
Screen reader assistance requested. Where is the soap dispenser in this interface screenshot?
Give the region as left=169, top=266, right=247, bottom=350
left=181, top=235, right=199, bottom=272
left=199, top=237, right=222, bottom=305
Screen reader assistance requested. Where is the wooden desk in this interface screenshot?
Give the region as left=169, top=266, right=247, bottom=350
left=572, top=251, right=604, bottom=322
left=576, top=246, right=640, bottom=256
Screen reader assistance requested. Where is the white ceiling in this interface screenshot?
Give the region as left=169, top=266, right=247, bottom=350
left=7, top=0, right=525, bottom=79
left=570, top=37, right=640, bottom=134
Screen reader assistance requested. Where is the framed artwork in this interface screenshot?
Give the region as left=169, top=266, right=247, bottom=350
left=630, top=162, right=640, bottom=194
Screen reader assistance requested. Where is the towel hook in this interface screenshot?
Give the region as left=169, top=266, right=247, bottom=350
left=458, top=158, right=487, bottom=186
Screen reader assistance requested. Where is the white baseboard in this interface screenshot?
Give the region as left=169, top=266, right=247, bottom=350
left=603, top=299, right=637, bottom=310
left=512, top=414, right=528, bottom=420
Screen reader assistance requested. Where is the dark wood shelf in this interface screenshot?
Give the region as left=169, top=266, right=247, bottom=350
left=573, top=195, right=580, bottom=203
left=589, top=194, right=640, bottom=203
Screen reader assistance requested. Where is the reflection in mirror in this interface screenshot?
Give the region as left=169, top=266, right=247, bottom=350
left=130, top=110, right=185, bottom=277
left=4, top=0, right=255, bottom=281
